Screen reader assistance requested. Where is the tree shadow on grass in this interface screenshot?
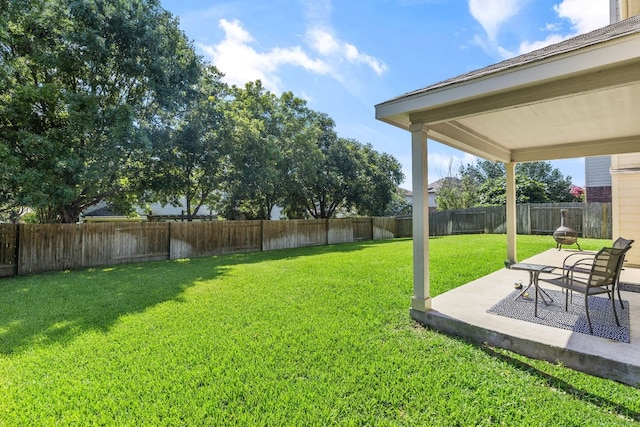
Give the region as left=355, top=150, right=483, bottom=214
left=480, top=344, right=640, bottom=422
left=0, top=261, right=207, bottom=355
left=0, top=240, right=378, bottom=355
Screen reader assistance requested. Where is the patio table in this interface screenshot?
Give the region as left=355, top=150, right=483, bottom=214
left=510, top=263, right=556, bottom=317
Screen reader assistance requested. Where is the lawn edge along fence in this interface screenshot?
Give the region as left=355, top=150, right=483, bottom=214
left=0, top=218, right=396, bottom=277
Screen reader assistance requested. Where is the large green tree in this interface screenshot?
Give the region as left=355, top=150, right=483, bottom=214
left=516, top=161, right=573, bottom=202
left=220, top=84, right=328, bottom=220
left=219, top=84, right=403, bottom=220
left=274, top=95, right=324, bottom=219
left=435, top=176, right=478, bottom=211
left=147, top=66, right=229, bottom=221
left=308, top=135, right=363, bottom=219
left=350, top=143, right=404, bottom=216
left=0, top=0, right=200, bottom=222
left=219, top=82, right=286, bottom=220
left=286, top=112, right=403, bottom=219
left=437, top=160, right=574, bottom=209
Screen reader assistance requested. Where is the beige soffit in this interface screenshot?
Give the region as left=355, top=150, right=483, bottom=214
left=375, top=15, right=640, bottom=163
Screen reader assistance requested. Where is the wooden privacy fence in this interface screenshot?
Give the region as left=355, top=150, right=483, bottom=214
left=0, top=225, right=17, bottom=277
left=0, top=205, right=610, bottom=278
left=0, top=217, right=397, bottom=277
left=426, top=202, right=611, bottom=239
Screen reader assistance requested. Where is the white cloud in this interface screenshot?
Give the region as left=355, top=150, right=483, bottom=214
left=554, top=0, right=609, bottom=34
left=199, top=19, right=330, bottom=92
left=506, top=0, right=609, bottom=57
left=544, top=22, right=562, bottom=32
left=428, top=151, right=478, bottom=183
left=306, top=28, right=388, bottom=76
left=199, top=18, right=387, bottom=94
left=515, top=33, right=569, bottom=55
left=345, top=43, right=388, bottom=76
left=307, top=27, right=340, bottom=55
left=468, top=0, right=522, bottom=41
left=468, top=0, right=610, bottom=59
left=219, top=16, right=252, bottom=44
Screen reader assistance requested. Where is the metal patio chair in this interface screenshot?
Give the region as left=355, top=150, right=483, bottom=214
left=539, top=246, right=629, bottom=334
left=561, top=237, right=634, bottom=309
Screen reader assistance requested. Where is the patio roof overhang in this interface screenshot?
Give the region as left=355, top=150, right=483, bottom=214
left=374, top=12, right=640, bottom=388
left=374, top=16, right=640, bottom=315
left=375, top=16, right=640, bottom=163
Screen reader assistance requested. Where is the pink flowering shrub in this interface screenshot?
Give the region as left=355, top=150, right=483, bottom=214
left=570, top=185, right=585, bottom=201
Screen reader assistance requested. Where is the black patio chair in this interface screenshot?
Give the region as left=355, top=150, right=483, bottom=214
left=561, top=237, right=634, bottom=309
left=539, top=246, right=629, bottom=334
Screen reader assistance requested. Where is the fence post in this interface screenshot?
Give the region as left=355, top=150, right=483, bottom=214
left=167, top=222, right=172, bottom=260
left=16, top=224, right=23, bottom=276
left=13, top=224, right=19, bottom=277
left=484, top=208, right=488, bottom=235
left=370, top=217, right=374, bottom=241
left=325, top=218, right=329, bottom=244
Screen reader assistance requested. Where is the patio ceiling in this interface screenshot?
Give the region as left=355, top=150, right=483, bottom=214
left=375, top=16, right=640, bottom=163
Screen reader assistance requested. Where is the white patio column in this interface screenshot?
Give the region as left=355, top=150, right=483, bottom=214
left=505, top=161, right=517, bottom=265
left=410, top=123, right=431, bottom=312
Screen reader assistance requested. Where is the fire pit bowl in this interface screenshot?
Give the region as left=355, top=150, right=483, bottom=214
left=553, top=208, right=581, bottom=250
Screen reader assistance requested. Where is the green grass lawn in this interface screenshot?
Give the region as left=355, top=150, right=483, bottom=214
left=1, top=234, right=639, bottom=425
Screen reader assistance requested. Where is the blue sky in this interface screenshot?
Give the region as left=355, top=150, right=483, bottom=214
left=160, top=0, right=611, bottom=188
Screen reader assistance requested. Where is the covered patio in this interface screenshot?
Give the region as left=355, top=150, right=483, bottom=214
left=417, top=248, right=640, bottom=387
left=375, top=15, right=640, bottom=386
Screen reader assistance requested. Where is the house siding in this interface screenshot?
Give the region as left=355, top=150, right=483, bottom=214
left=585, top=156, right=612, bottom=187
left=585, top=156, right=612, bottom=203
left=611, top=152, right=640, bottom=267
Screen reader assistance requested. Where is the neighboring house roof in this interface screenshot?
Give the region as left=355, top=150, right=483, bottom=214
left=398, top=187, right=413, bottom=197
left=375, top=15, right=640, bottom=163
left=84, top=206, right=119, bottom=217
left=428, top=177, right=460, bottom=193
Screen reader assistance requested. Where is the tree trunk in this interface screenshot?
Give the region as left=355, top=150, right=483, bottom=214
left=59, top=205, right=82, bottom=223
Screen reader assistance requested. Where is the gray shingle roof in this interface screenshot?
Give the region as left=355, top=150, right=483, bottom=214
left=390, top=15, right=640, bottom=102
left=428, top=177, right=460, bottom=192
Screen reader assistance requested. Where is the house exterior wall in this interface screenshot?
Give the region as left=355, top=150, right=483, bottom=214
left=585, top=156, right=612, bottom=186
left=611, top=153, right=640, bottom=267
left=585, top=156, right=612, bottom=202
left=137, top=199, right=221, bottom=218
left=608, top=2, right=640, bottom=266
left=428, top=192, right=437, bottom=210
left=83, top=198, right=217, bottom=220
left=141, top=201, right=283, bottom=220
left=137, top=201, right=196, bottom=217
left=616, top=0, right=640, bottom=21
left=586, top=186, right=612, bottom=203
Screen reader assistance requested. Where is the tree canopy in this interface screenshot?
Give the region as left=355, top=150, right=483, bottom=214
left=437, top=160, right=576, bottom=209
left=0, top=0, right=404, bottom=223
left=219, top=82, right=291, bottom=220
left=220, top=86, right=404, bottom=220
left=146, top=66, right=229, bottom=221
left=0, top=0, right=200, bottom=222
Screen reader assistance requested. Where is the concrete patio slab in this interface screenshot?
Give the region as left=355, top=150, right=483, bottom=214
left=411, top=248, right=640, bottom=387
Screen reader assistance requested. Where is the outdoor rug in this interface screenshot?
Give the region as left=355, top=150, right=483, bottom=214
left=487, top=289, right=630, bottom=343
